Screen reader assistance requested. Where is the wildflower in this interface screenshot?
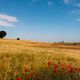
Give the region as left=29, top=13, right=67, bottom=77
left=57, top=72, right=61, bottom=77
left=30, top=67, right=33, bottom=70
left=66, top=64, right=72, bottom=69
left=68, top=67, right=74, bottom=73
left=74, top=67, right=78, bottom=71
left=47, top=61, right=52, bottom=67
left=46, top=61, right=52, bottom=69
left=61, top=65, right=65, bottom=71
left=54, top=64, right=58, bottom=69
left=16, top=77, right=22, bottom=80
left=53, top=64, right=58, bottom=73
left=24, top=68, right=28, bottom=72
left=70, top=67, right=73, bottom=72
left=22, top=66, right=29, bottom=73
left=77, top=67, right=80, bottom=72
left=26, top=74, right=31, bottom=79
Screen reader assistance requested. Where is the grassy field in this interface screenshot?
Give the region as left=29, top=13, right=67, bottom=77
left=0, top=39, right=80, bottom=80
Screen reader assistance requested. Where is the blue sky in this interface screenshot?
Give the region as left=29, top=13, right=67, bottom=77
left=0, top=0, right=80, bottom=42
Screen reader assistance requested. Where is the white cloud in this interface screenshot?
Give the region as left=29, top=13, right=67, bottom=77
left=48, top=1, right=53, bottom=6
left=0, top=14, right=18, bottom=22
left=75, top=3, right=80, bottom=8
left=69, top=10, right=75, bottom=13
left=69, top=10, right=80, bottom=15
left=0, top=14, right=18, bottom=27
left=64, top=0, right=70, bottom=4
left=0, top=20, right=15, bottom=27
left=32, top=0, right=37, bottom=2
left=76, top=18, right=80, bottom=21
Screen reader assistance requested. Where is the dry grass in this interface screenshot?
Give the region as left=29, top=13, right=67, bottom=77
left=0, top=39, right=80, bottom=80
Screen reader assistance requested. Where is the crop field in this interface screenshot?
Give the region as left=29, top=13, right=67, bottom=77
left=0, top=39, right=80, bottom=80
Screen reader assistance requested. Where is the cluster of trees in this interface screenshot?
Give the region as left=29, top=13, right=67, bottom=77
left=0, top=31, right=20, bottom=40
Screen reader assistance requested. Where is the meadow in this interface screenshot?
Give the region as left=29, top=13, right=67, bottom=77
left=0, top=39, right=80, bottom=80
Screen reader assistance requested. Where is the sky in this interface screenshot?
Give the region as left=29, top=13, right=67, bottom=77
left=0, top=0, right=80, bottom=42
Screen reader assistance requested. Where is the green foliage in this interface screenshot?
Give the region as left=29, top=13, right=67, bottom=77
left=0, top=31, right=7, bottom=39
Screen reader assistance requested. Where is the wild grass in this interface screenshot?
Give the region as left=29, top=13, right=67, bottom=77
left=0, top=39, right=80, bottom=80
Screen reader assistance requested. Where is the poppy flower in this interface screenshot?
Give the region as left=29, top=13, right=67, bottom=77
left=53, top=65, right=58, bottom=73
left=47, top=61, right=52, bottom=67
left=26, top=74, right=31, bottom=79
left=61, top=65, right=65, bottom=71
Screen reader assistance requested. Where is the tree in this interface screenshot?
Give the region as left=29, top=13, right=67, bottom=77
left=17, top=38, right=20, bottom=40
left=0, top=31, right=7, bottom=39
left=62, top=41, right=64, bottom=43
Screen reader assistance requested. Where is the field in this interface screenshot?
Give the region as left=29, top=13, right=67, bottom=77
left=0, top=39, right=80, bottom=80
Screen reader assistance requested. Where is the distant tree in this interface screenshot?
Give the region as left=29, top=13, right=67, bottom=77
left=73, top=42, right=76, bottom=45
left=0, top=31, right=7, bottom=39
left=62, top=41, right=64, bottom=43
left=17, top=38, right=20, bottom=40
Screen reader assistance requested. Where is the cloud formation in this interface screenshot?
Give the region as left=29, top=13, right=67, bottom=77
left=0, top=14, right=18, bottom=27
left=32, top=0, right=37, bottom=2
left=0, top=14, right=18, bottom=22
left=0, top=20, right=15, bottom=27
left=76, top=18, right=80, bottom=21
left=75, top=3, right=80, bottom=8
left=64, top=0, right=70, bottom=4
left=48, top=1, right=53, bottom=6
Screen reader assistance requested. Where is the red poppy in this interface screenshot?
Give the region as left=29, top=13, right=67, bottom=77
left=66, top=64, right=72, bottom=69
left=54, top=64, right=58, bottom=69
left=53, top=65, right=58, bottom=73
left=61, top=65, right=65, bottom=71
left=47, top=61, right=52, bottom=67
left=26, top=75, right=31, bottom=79
left=57, top=72, right=61, bottom=77
left=22, top=66, right=30, bottom=73
left=78, top=67, right=80, bottom=72
left=30, top=67, right=33, bottom=70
